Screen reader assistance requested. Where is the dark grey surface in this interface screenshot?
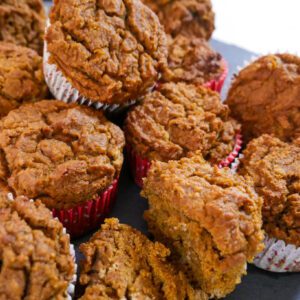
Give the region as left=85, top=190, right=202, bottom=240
left=44, top=2, right=300, bottom=298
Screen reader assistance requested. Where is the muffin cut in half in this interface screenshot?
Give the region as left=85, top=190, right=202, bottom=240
left=142, top=154, right=264, bottom=298
left=79, top=218, right=207, bottom=300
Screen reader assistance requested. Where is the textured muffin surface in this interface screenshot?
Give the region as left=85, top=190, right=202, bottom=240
left=0, top=0, right=45, bottom=54
left=141, top=0, right=215, bottom=39
left=0, top=100, right=125, bottom=209
left=239, top=134, right=300, bottom=246
left=162, top=34, right=224, bottom=85
left=226, top=54, right=300, bottom=142
left=79, top=218, right=207, bottom=300
left=0, top=42, right=48, bottom=117
left=46, top=0, right=168, bottom=105
left=0, top=195, right=74, bottom=300
left=142, top=154, right=264, bottom=298
left=124, top=82, right=240, bottom=163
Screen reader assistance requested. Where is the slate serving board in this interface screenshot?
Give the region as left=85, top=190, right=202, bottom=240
left=44, top=2, right=300, bottom=299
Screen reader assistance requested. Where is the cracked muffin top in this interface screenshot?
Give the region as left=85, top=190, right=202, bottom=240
left=46, top=0, right=168, bottom=105
left=0, top=42, right=48, bottom=118
left=141, top=0, right=215, bottom=39
left=162, top=34, right=224, bottom=85
left=124, top=82, right=240, bottom=163
left=226, top=54, right=300, bottom=142
left=79, top=218, right=207, bottom=300
left=0, top=195, right=75, bottom=300
left=0, top=100, right=125, bottom=209
left=239, top=134, right=300, bottom=246
left=0, top=0, right=45, bottom=54
left=142, top=154, right=264, bottom=265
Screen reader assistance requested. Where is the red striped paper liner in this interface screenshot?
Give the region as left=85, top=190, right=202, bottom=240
left=52, top=179, right=118, bottom=238
left=127, top=133, right=243, bottom=188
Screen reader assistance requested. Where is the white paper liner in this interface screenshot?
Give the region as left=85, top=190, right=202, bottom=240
left=43, top=37, right=136, bottom=115
left=7, top=194, right=77, bottom=298
left=230, top=153, right=244, bottom=174
left=253, top=235, right=300, bottom=272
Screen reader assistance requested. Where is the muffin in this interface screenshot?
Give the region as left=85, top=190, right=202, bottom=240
left=162, top=34, right=227, bottom=92
left=0, top=194, right=75, bottom=299
left=44, top=0, right=168, bottom=111
left=0, top=100, right=125, bottom=236
left=141, top=0, right=215, bottom=40
left=226, top=54, right=300, bottom=142
left=124, top=82, right=241, bottom=186
left=79, top=218, right=207, bottom=300
left=239, top=134, right=300, bottom=272
left=142, top=154, right=264, bottom=298
left=0, top=0, right=45, bottom=54
left=0, top=42, right=48, bottom=118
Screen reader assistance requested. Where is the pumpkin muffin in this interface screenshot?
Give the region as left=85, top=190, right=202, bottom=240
left=162, top=34, right=226, bottom=89
left=0, top=100, right=125, bottom=236
left=239, top=134, right=300, bottom=247
left=0, top=195, right=75, bottom=300
left=0, top=0, right=45, bottom=54
left=45, top=0, right=168, bottom=106
left=79, top=218, right=207, bottom=300
left=0, top=42, right=48, bottom=118
left=142, top=154, right=264, bottom=298
left=226, top=54, right=300, bottom=142
left=141, top=0, right=215, bottom=39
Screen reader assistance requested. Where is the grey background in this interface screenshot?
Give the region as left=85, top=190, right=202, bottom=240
left=44, top=2, right=300, bottom=299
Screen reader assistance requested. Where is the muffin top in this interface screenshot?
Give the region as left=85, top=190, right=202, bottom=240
left=141, top=0, right=215, bottom=39
left=0, top=195, right=75, bottom=300
left=0, top=42, right=48, bottom=118
left=226, top=54, right=300, bottom=142
left=124, top=82, right=240, bottom=163
left=239, top=134, right=300, bottom=246
left=0, top=100, right=125, bottom=209
left=79, top=218, right=207, bottom=300
left=46, top=0, right=168, bottom=105
left=142, top=154, right=264, bottom=263
left=0, top=0, right=45, bottom=54
left=162, top=34, right=224, bottom=85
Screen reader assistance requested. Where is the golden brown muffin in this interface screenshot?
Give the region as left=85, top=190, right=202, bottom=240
left=0, top=100, right=125, bottom=209
left=141, top=0, right=215, bottom=39
left=0, top=0, right=45, bottom=54
left=142, top=154, right=264, bottom=298
left=79, top=218, right=207, bottom=300
left=226, top=54, right=300, bottom=142
left=46, top=0, right=168, bottom=105
left=239, top=134, right=300, bottom=246
left=0, top=42, right=48, bottom=118
left=162, top=34, right=224, bottom=85
left=124, top=82, right=240, bottom=163
left=0, top=195, right=75, bottom=300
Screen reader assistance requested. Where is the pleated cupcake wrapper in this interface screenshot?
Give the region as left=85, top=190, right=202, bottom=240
left=126, top=133, right=243, bottom=188
left=253, top=235, right=300, bottom=272
left=43, top=39, right=136, bottom=115
left=6, top=193, right=77, bottom=299
left=203, top=58, right=228, bottom=93
left=52, top=179, right=119, bottom=238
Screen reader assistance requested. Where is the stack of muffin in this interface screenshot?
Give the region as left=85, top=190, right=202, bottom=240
left=0, top=0, right=299, bottom=299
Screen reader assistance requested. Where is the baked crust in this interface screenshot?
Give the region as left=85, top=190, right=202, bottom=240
left=226, top=54, right=300, bottom=142
left=124, top=82, right=240, bottom=163
left=239, top=134, right=300, bottom=246
left=46, top=0, right=168, bottom=105
left=79, top=218, right=207, bottom=300
left=142, top=154, right=264, bottom=298
left=0, top=100, right=125, bottom=209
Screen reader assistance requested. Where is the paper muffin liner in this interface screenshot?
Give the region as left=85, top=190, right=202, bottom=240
left=52, top=179, right=119, bottom=238
left=203, top=58, right=228, bottom=93
left=43, top=39, right=136, bottom=116
left=253, top=235, right=300, bottom=272
left=126, top=133, right=243, bottom=188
